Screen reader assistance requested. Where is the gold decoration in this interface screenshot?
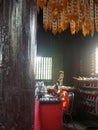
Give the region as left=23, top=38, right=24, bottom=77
left=37, top=0, right=98, bottom=36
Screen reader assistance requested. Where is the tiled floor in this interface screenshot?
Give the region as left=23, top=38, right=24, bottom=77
left=63, top=120, right=98, bottom=130
left=63, top=121, right=86, bottom=130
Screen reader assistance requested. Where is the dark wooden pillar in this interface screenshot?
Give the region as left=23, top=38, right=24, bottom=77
left=0, top=0, right=37, bottom=130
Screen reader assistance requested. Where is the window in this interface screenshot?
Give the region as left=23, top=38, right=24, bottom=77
left=0, top=44, right=3, bottom=66
left=79, top=45, right=98, bottom=76
left=35, top=56, right=52, bottom=80
left=80, top=46, right=95, bottom=76
left=95, top=48, right=98, bottom=74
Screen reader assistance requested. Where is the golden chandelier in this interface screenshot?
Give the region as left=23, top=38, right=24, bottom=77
left=37, top=0, right=98, bottom=36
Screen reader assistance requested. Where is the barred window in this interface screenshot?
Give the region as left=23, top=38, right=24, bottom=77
left=95, top=48, right=98, bottom=74
left=80, top=46, right=95, bottom=76
left=35, top=56, right=52, bottom=80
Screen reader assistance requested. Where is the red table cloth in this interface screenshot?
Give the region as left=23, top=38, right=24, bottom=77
left=34, top=100, right=64, bottom=130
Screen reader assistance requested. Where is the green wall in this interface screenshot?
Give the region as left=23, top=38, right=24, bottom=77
left=37, top=21, right=98, bottom=85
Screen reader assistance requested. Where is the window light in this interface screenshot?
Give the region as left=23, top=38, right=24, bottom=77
left=35, top=56, right=52, bottom=80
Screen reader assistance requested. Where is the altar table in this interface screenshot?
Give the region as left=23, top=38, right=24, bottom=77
left=34, top=100, right=64, bottom=130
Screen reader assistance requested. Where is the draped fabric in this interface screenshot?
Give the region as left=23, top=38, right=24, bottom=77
left=34, top=100, right=64, bottom=130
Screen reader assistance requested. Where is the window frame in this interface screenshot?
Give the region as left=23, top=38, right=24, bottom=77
left=35, top=56, right=52, bottom=81
left=95, top=47, right=98, bottom=74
